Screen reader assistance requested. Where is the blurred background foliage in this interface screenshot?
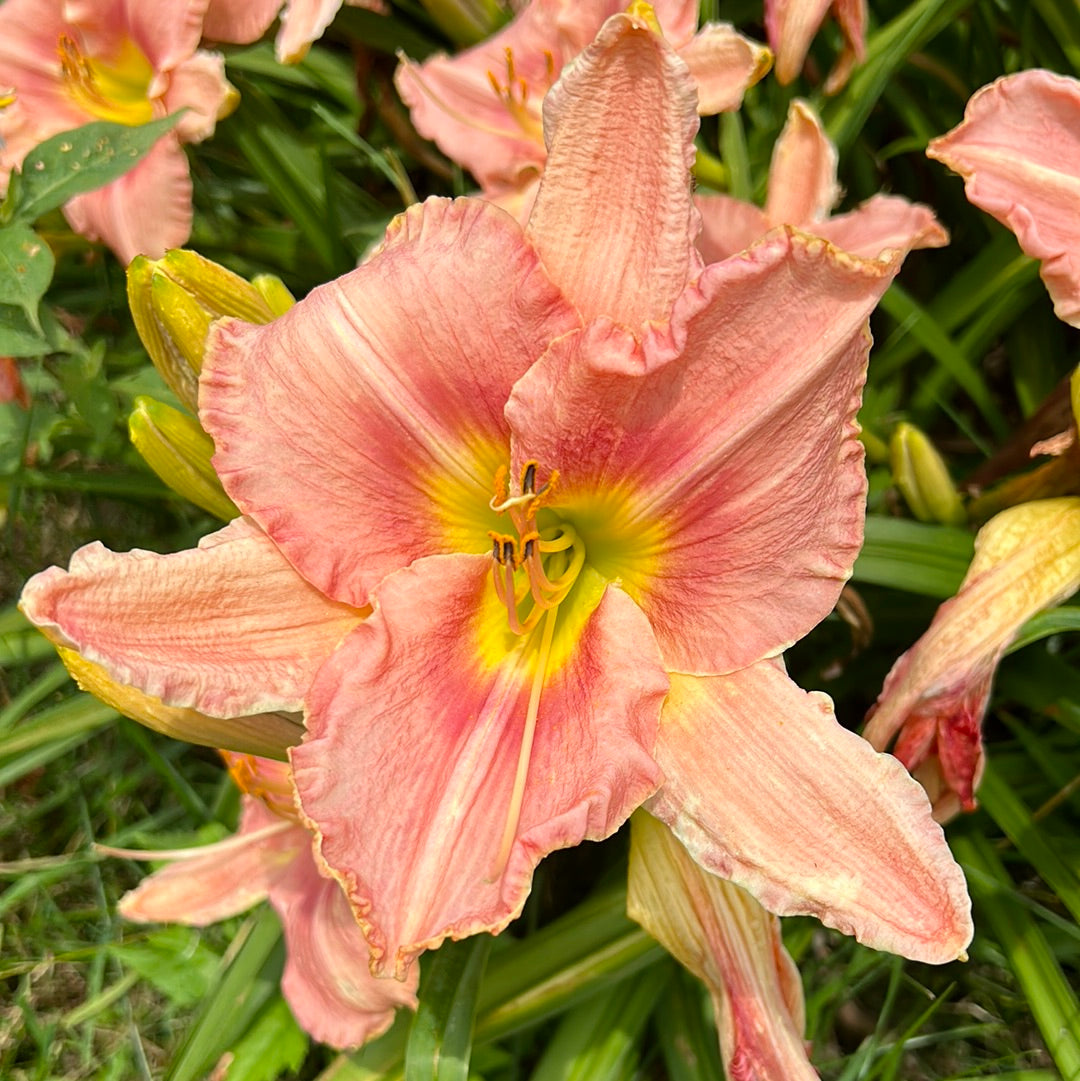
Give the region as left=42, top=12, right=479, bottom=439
left=1, top=0, right=1079, bottom=1078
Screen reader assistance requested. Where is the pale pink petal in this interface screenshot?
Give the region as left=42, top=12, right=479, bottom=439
left=526, top=11, right=700, bottom=326
left=202, top=0, right=282, bottom=43
left=62, top=136, right=193, bottom=263
left=927, top=70, right=1080, bottom=327
left=765, top=0, right=832, bottom=85
left=648, top=662, right=973, bottom=964
left=118, top=798, right=304, bottom=924
left=764, top=100, right=839, bottom=226
left=676, top=24, right=772, bottom=116
left=814, top=194, right=949, bottom=259
left=864, top=497, right=1080, bottom=809
left=628, top=813, right=817, bottom=1081
left=200, top=197, right=578, bottom=610
left=507, top=230, right=896, bottom=676
left=270, top=849, right=419, bottom=1048
left=823, top=0, right=866, bottom=95
left=162, top=50, right=236, bottom=143
left=694, top=195, right=770, bottom=263
left=19, top=517, right=363, bottom=718
left=276, top=0, right=346, bottom=63
left=292, top=553, right=666, bottom=977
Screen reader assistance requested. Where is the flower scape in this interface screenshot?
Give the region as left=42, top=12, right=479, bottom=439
left=6, top=1, right=1080, bottom=1078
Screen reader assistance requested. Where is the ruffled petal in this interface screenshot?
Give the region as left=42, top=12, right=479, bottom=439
left=19, top=517, right=363, bottom=718
left=927, top=70, right=1080, bottom=327
left=118, top=798, right=304, bottom=924
left=628, top=813, right=816, bottom=1081
left=764, top=100, right=838, bottom=226
left=526, top=10, right=700, bottom=327
left=201, top=197, right=578, bottom=609
left=62, top=136, right=193, bottom=263
left=814, top=194, right=949, bottom=259
left=276, top=0, right=346, bottom=63
left=695, top=195, right=770, bottom=263
left=270, top=847, right=418, bottom=1048
left=648, top=662, right=973, bottom=964
left=292, top=553, right=666, bottom=977
left=675, top=23, right=772, bottom=115
left=507, top=229, right=896, bottom=675
left=162, top=49, right=237, bottom=143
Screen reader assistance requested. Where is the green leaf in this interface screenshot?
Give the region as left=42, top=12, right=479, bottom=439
left=853, top=516, right=974, bottom=598
left=0, top=302, right=49, bottom=356
left=0, top=224, right=54, bottom=332
left=405, top=935, right=491, bottom=1081
left=7, top=113, right=184, bottom=226
left=224, top=996, right=309, bottom=1081
left=110, top=927, right=219, bottom=1008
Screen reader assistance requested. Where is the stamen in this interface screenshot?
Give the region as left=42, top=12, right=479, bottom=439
left=492, top=605, right=558, bottom=876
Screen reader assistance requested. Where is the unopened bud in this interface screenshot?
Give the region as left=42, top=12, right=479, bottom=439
left=127, top=249, right=281, bottom=411
left=129, top=396, right=238, bottom=520
left=890, top=422, right=966, bottom=526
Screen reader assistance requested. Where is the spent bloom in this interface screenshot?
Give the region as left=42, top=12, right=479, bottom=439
left=109, top=751, right=418, bottom=1047
left=21, top=10, right=971, bottom=980
left=696, top=99, right=947, bottom=264
left=0, top=0, right=238, bottom=263
left=927, top=69, right=1080, bottom=328
left=865, top=498, right=1080, bottom=822
left=395, top=0, right=771, bottom=216
left=765, top=0, right=866, bottom=92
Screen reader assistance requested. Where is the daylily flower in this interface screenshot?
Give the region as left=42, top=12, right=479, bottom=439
left=395, top=0, right=771, bottom=217
left=697, top=99, right=947, bottom=264
left=864, top=498, right=1080, bottom=822
left=21, top=11, right=972, bottom=981
left=765, top=0, right=866, bottom=93
left=109, top=752, right=418, bottom=1048
left=202, top=0, right=387, bottom=65
left=0, top=0, right=238, bottom=263
left=927, top=70, right=1080, bottom=328
left=628, top=812, right=818, bottom=1081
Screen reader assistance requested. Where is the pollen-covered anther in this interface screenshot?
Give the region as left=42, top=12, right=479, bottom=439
left=485, top=48, right=544, bottom=140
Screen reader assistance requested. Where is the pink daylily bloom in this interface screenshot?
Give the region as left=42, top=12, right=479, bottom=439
left=697, top=99, right=947, bottom=264
left=21, top=12, right=971, bottom=980
left=113, top=753, right=418, bottom=1048
left=865, top=498, right=1080, bottom=822
left=0, top=0, right=238, bottom=263
left=927, top=70, right=1080, bottom=328
left=629, top=812, right=818, bottom=1081
left=765, top=0, right=865, bottom=92
left=395, top=0, right=771, bottom=215
left=202, top=0, right=386, bottom=65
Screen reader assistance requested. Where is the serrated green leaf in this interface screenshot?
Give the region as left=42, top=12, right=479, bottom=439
left=9, top=113, right=183, bottom=226
left=405, top=935, right=491, bottom=1081
left=0, top=224, right=53, bottom=332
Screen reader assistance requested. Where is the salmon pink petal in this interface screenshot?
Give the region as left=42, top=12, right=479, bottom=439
left=163, top=50, right=237, bottom=143
left=675, top=23, right=772, bottom=115
left=118, top=798, right=304, bottom=924
left=526, top=10, right=700, bottom=327
left=766, top=0, right=832, bottom=84
left=201, top=197, right=578, bottom=609
left=276, top=0, right=348, bottom=63
left=202, top=0, right=282, bottom=44
left=648, top=662, right=973, bottom=964
left=814, top=194, right=949, bottom=259
left=507, top=229, right=896, bottom=675
left=695, top=195, right=770, bottom=262
left=63, top=136, right=193, bottom=263
left=270, top=844, right=419, bottom=1048
left=292, top=553, right=666, bottom=977
left=19, top=517, right=363, bottom=717
left=628, top=813, right=816, bottom=1081
left=927, top=70, right=1080, bottom=327
left=64, top=0, right=208, bottom=74
left=764, top=100, right=839, bottom=226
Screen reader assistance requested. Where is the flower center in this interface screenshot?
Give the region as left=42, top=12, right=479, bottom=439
left=486, top=47, right=554, bottom=143
left=57, top=32, right=155, bottom=125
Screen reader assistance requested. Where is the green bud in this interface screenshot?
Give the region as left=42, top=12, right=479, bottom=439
left=129, top=396, right=238, bottom=521
left=890, top=422, right=966, bottom=526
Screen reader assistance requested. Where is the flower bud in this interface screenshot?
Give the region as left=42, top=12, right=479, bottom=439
left=890, top=422, right=966, bottom=526
left=55, top=645, right=302, bottom=760
left=127, top=249, right=283, bottom=412
left=128, top=396, right=238, bottom=520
